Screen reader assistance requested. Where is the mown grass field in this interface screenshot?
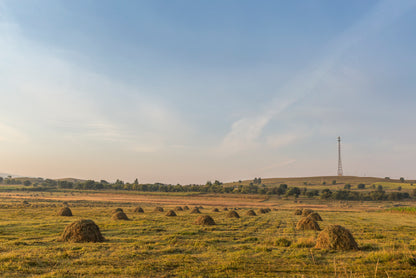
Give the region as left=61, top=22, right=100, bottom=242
left=1, top=193, right=416, bottom=277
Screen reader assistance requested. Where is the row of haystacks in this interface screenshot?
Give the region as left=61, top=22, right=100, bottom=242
left=60, top=214, right=217, bottom=243
left=294, top=208, right=358, bottom=251
left=56, top=206, right=271, bottom=219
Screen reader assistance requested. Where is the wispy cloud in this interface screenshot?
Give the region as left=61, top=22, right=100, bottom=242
left=220, top=0, right=416, bottom=154
left=0, top=14, right=189, bottom=154
left=0, top=122, right=27, bottom=143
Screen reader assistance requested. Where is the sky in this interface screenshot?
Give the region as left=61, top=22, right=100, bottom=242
left=1, top=1, right=416, bottom=184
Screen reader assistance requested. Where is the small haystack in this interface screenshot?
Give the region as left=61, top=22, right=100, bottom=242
left=198, top=206, right=204, bottom=209
left=166, top=210, right=177, bottom=216
left=296, top=217, right=321, bottom=231
left=134, top=207, right=144, bottom=213
left=265, top=208, right=271, bottom=213
left=112, top=208, right=124, bottom=214
left=258, top=208, right=267, bottom=214
left=227, top=210, right=240, bottom=218
left=294, top=209, right=303, bottom=215
left=60, top=219, right=105, bottom=243
left=154, top=207, right=164, bottom=212
left=212, top=208, right=220, bottom=212
left=302, top=209, right=314, bottom=217
left=246, top=210, right=257, bottom=216
left=223, top=207, right=228, bottom=211
left=57, top=207, right=73, bottom=216
left=183, top=206, right=190, bottom=210
left=112, top=211, right=129, bottom=220
left=22, top=200, right=29, bottom=205
left=308, top=212, right=323, bottom=221
left=315, top=225, right=358, bottom=251
left=175, top=206, right=183, bottom=211
left=190, top=207, right=201, bottom=214
left=195, top=215, right=216, bottom=225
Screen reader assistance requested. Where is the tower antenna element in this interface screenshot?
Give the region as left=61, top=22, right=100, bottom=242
left=337, top=136, right=343, bottom=176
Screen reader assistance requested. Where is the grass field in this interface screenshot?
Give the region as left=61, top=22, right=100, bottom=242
left=1, top=191, right=416, bottom=277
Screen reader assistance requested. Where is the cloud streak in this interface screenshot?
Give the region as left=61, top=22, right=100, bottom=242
left=220, top=0, right=416, bottom=153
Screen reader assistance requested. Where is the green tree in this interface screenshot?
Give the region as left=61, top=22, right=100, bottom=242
left=332, top=180, right=337, bottom=185
left=134, top=178, right=139, bottom=185
left=320, top=189, right=332, bottom=199
left=400, top=177, right=405, bottom=183
left=23, top=180, right=31, bottom=186
left=344, top=184, right=351, bottom=190
left=357, top=183, right=365, bottom=189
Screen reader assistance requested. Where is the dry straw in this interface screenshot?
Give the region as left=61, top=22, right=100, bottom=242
left=195, top=215, right=216, bottom=225
left=315, top=225, right=358, bottom=250
left=60, top=219, right=105, bottom=243
left=57, top=207, right=73, bottom=216
left=308, top=212, right=323, bottom=221
left=190, top=207, right=201, bottom=214
left=227, top=210, right=240, bottom=218
left=112, top=211, right=129, bottom=220
left=296, top=217, right=321, bottom=231
left=166, top=210, right=177, bottom=216
left=302, top=209, right=314, bottom=217
left=134, top=207, right=144, bottom=213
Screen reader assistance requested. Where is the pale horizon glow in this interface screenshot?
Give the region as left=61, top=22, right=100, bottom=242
left=1, top=1, right=416, bottom=184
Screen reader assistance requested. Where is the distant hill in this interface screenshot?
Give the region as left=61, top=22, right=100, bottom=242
left=224, top=176, right=408, bottom=187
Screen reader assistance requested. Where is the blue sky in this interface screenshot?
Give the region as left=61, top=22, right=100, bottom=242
left=1, top=0, right=415, bottom=184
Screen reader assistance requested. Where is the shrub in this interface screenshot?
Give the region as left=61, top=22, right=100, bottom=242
left=357, top=184, right=365, bottom=189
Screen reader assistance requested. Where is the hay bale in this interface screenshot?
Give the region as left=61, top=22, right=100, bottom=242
left=134, top=207, right=144, bottom=213
left=296, top=217, right=321, bottom=231
left=57, top=207, right=73, bottom=216
left=258, top=208, right=267, bottom=214
left=112, top=211, right=129, bottom=220
left=223, top=207, right=228, bottom=211
left=175, top=206, right=183, bottom=211
left=190, top=207, right=201, bottom=214
left=315, top=225, right=358, bottom=250
left=265, top=208, right=271, bottom=213
left=183, top=206, right=190, bottom=210
left=198, top=206, right=204, bottom=209
left=308, top=212, right=323, bottom=221
left=294, top=209, right=303, bottom=215
left=246, top=210, right=257, bottom=216
left=22, top=200, right=29, bottom=205
left=60, top=219, right=105, bottom=243
left=112, top=208, right=124, bottom=214
left=154, top=207, right=164, bottom=212
left=212, top=208, right=219, bottom=212
left=302, top=209, right=314, bottom=217
left=166, top=210, right=177, bottom=216
left=195, top=215, right=215, bottom=225
left=227, top=210, right=240, bottom=218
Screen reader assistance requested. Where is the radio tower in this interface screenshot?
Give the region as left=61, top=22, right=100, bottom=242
left=337, top=136, right=343, bottom=176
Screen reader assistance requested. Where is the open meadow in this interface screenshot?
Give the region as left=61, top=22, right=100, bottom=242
left=1, top=190, right=416, bottom=277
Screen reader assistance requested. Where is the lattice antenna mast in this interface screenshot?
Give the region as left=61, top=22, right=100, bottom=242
left=337, top=136, right=343, bottom=176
